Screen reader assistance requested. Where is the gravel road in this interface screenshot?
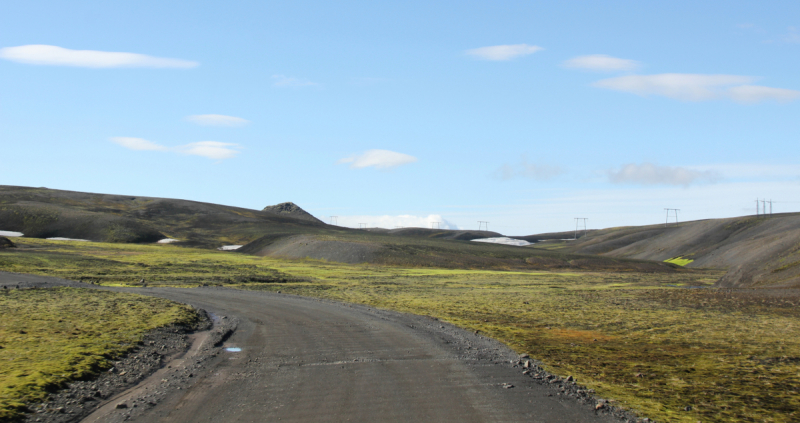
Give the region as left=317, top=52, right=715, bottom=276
left=1, top=272, right=635, bottom=422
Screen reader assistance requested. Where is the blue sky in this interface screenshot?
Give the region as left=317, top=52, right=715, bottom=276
left=2, top=1, right=799, bottom=235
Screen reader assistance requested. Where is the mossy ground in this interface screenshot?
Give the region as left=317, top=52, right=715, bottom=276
left=2, top=238, right=799, bottom=422
left=665, top=256, right=695, bottom=267
left=0, top=287, right=198, bottom=421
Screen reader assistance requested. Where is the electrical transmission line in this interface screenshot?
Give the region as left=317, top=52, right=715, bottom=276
left=574, top=218, right=588, bottom=239
left=664, top=209, right=680, bottom=227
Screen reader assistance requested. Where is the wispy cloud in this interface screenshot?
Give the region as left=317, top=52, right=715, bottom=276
left=176, top=141, right=240, bottom=159
left=493, top=157, right=563, bottom=181
left=337, top=149, right=417, bottom=169
left=563, top=54, right=640, bottom=72
left=272, top=74, right=318, bottom=87
left=110, top=138, right=241, bottom=160
left=465, top=44, right=543, bottom=61
left=186, top=114, right=250, bottom=127
left=110, top=137, right=169, bottom=151
left=334, top=214, right=459, bottom=230
left=691, top=163, right=800, bottom=180
left=593, top=73, right=799, bottom=103
left=727, top=85, right=800, bottom=103
left=607, top=163, right=721, bottom=187
left=0, top=45, right=198, bottom=68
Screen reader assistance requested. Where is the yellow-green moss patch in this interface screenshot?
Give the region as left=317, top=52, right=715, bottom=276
left=0, top=288, right=197, bottom=421
left=665, top=256, right=694, bottom=266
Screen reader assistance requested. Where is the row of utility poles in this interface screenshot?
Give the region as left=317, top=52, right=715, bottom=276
left=756, top=199, right=774, bottom=216
left=331, top=200, right=776, bottom=232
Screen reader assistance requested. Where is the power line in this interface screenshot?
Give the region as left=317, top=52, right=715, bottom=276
left=664, top=209, right=680, bottom=227
left=574, top=218, right=587, bottom=239
left=358, top=223, right=367, bottom=229
left=477, top=221, right=489, bottom=231
left=329, top=216, right=338, bottom=225
left=430, top=222, right=441, bottom=229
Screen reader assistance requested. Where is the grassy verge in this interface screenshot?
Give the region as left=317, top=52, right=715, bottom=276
left=0, top=287, right=198, bottom=421
left=3, top=238, right=799, bottom=421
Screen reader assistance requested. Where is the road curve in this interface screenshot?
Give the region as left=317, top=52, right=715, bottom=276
left=83, top=287, right=620, bottom=423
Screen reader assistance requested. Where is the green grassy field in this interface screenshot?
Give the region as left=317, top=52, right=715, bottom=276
left=2, top=238, right=799, bottom=422
left=0, top=287, right=198, bottom=421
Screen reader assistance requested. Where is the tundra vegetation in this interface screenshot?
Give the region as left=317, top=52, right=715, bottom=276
left=1, top=238, right=799, bottom=422
left=0, top=286, right=198, bottom=421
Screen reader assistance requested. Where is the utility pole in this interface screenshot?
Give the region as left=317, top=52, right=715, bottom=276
left=478, top=221, right=489, bottom=231
left=769, top=199, right=773, bottom=215
left=430, top=222, right=441, bottom=229
left=664, top=209, right=680, bottom=227
left=756, top=199, right=760, bottom=217
left=330, top=216, right=338, bottom=225
left=574, top=218, right=588, bottom=239
left=358, top=223, right=367, bottom=229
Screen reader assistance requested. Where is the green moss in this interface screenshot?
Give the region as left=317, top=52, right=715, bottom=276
left=0, top=288, right=197, bottom=421
left=665, top=256, right=694, bottom=266
left=3, top=238, right=799, bottom=421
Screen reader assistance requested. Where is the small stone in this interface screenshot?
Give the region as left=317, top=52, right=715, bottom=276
left=523, top=360, right=531, bottom=368
left=595, top=403, right=604, bottom=410
left=566, top=375, right=574, bottom=382
left=684, top=405, right=693, bottom=411
left=56, top=407, right=65, bottom=413
left=115, top=403, right=128, bottom=409
left=520, top=353, right=529, bottom=359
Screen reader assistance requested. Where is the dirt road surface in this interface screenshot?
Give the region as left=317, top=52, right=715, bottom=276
left=1, top=273, right=627, bottom=422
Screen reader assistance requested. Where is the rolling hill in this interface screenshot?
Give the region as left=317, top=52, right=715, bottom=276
left=524, top=213, right=800, bottom=288
left=0, top=185, right=681, bottom=274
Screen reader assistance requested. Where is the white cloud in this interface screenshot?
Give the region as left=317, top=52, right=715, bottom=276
left=593, top=74, right=754, bottom=101
left=338, top=149, right=417, bottom=169
left=465, top=44, right=543, bottom=61
left=335, top=214, right=460, bottom=230
left=607, top=163, right=722, bottom=187
left=110, top=137, right=168, bottom=151
left=691, top=163, right=800, bottom=179
left=0, top=45, right=198, bottom=68
left=727, top=85, right=800, bottom=103
left=186, top=114, right=250, bottom=127
left=563, top=54, right=640, bottom=72
left=110, top=138, right=241, bottom=160
left=176, top=141, right=241, bottom=159
left=592, top=73, right=799, bottom=103
left=272, top=74, right=318, bottom=87
left=494, top=158, right=563, bottom=181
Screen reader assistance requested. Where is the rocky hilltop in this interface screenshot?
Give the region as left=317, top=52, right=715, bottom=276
left=262, top=202, right=323, bottom=224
